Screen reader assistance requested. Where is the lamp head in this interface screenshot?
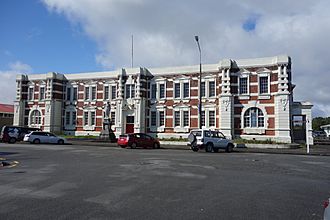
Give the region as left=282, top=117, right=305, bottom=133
left=194, top=36, right=199, bottom=42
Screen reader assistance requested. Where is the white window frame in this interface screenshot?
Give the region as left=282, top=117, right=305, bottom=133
left=29, top=109, right=42, bottom=128
left=39, top=86, right=45, bottom=101
left=28, top=86, right=34, bottom=101
left=103, top=85, right=109, bottom=100
left=238, top=75, right=249, bottom=95
left=173, top=107, right=190, bottom=132
left=200, top=107, right=216, bottom=129
left=258, top=73, right=270, bottom=95
left=84, top=85, right=97, bottom=101
left=158, top=83, right=166, bottom=100
left=64, top=109, right=77, bottom=130
left=173, top=78, right=190, bottom=100
left=83, top=110, right=96, bottom=130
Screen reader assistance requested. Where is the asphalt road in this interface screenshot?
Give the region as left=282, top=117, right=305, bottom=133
left=0, top=143, right=329, bottom=220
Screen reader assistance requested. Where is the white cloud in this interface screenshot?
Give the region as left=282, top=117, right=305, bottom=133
left=0, top=61, right=33, bottom=104
left=42, top=0, right=330, bottom=116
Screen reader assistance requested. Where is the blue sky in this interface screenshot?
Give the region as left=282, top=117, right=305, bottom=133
left=0, top=0, right=329, bottom=117
left=0, top=0, right=99, bottom=73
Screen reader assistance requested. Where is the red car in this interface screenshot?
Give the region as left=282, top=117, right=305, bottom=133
left=117, top=133, right=160, bottom=149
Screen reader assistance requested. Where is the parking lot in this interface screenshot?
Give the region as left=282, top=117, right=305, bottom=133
left=0, top=142, right=329, bottom=219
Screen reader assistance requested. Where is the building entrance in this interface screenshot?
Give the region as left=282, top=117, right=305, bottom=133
left=126, top=116, right=134, bottom=133
left=292, top=115, right=306, bottom=143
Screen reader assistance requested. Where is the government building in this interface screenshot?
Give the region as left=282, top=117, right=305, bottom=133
left=13, top=55, right=313, bottom=144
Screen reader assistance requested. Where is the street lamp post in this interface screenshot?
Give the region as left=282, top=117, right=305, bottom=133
left=195, top=36, right=202, bottom=129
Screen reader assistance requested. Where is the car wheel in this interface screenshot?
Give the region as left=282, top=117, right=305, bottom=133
left=205, top=143, right=213, bottom=153
left=226, top=143, right=234, bottom=153
left=57, top=139, right=64, bottom=145
left=153, top=143, right=160, bottom=149
left=131, top=142, right=137, bottom=149
left=191, top=147, right=199, bottom=152
left=213, top=147, right=219, bottom=153
left=9, top=137, right=16, bottom=144
left=33, top=139, right=40, bottom=144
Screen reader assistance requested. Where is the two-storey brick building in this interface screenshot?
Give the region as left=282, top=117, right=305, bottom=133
left=13, top=55, right=313, bottom=143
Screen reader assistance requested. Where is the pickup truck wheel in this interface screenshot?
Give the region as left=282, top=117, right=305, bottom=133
left=9, top=137, right=16, bottom=144
left=205, top=143, right=213, bottom=153
left=226, top=143, right=234, bottom=153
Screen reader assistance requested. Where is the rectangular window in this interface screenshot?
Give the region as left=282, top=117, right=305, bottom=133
left=201, top=111, right=205, bottom=127
left=151, top=111, right=157, bottom=126
left=174, top=83, right=180, bottom=98
left=73, top=87, right=78, bottom=101
left=104, top=86, right=109, bottom=100
left=72, top=112, right=76, bottom=125
left=159, top=111, right=165, bottom=126
left=91, top=87, right=96, bottom=100
left=126, top=85, right=131, bottom=99
left=39, top=87, right=45, bottom=100
left=151, top=84, right=156, bottom=99
left=65, top=112, right=70, bottom=125
left=159, top=84, right=165, bottom=99
left=239, top=77, right=248, bottom=94
left=183, top=111, right=189, bottom=127
left=91, top=112, right=96, bottom=126
left=259, top=76, right=268, bottom=94
left=209, top=81, right=215, bottom=97
left=66, top=87, right=71, bottom=101
left=28, top=87, right=34, bottom=100
left=183, top=82, right=189, bottom=98
left=111, top=112, right=115, bottom=123
left=209, top=111, right=215, bottom=127
left=85, top=87, right=90, bottom=100
left=201, top=82, right=206, bottom=97
left=174, top=111, right=180, bottom=127
left=131, top=85, right=135, bottom=98
left=84, top=112, right=89, bottom=126
left=111, top=86, right=116, bottom=99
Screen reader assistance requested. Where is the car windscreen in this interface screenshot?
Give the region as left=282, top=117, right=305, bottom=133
left=119, top=135, right=128, bottom=138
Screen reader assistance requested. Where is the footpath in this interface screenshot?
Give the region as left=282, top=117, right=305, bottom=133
left=69, top=139, right=330, bottom=156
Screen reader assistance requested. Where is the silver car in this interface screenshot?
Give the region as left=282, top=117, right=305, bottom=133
left=23, top=131, right=67, bottom=144
left=187, top=129, right=234, bottom=153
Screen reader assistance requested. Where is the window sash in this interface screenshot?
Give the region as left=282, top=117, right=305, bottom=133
left=72, top=112, right=76, bottom=125
left=183, top=111, right=189, bottom=127
left=151, top=84, right=156, bottom=99
left=66, top=87, right=71, bottom=101
left=28, top=88, right=34, bottom=100
left=259, top=76, right=268, bottom=94
left=91, top=87, right=96, bottom=100
left=174, top=83, right=180, bottom=98
left=209, top=81, right=215, bottom=97
left=201, top=82, right=206, bottom=97
left=209, top=111, right=215, bottom=126
left=111, top=86, right=116, bottom=99
left=201, top=111, right=205, bottom=127
left=85, top=87, right=90, bottom=100
left=183, top=83, right=189, bottom=98
left=39, top=87, right=45, bottom=100
left=104, top=86, right=109, bottom=100
left=159, top=84, right=165, bottom=99
left=84, top=112, right=89, bottom=126
left=151, top=111, right=157, bottom=126
left=159, top=111, right=165, bottom=126
left=91, top=112, right=96, bottom=126
left=239, top=77, right=248, bottom=94
left=111, top=112, right=115, bottom=123
left=131, top=85, right=135, bottom=98
left=174, top=111, right=180, bottom=126
left=73, top=87, right=78, bottom=101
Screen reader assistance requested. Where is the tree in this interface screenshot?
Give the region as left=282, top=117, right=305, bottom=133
left=312, top=117, right=330, bottom=130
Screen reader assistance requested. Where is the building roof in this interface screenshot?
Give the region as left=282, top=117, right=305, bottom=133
left=320, top=124, right=330, bottom=129
left=0, top=104, right=14, bottom=114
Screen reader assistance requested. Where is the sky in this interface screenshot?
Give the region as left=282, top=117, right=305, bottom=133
left=0, top=0, right=329, bottom=117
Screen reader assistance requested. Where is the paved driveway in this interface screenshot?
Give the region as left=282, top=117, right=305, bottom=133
left=0, top=143, right=329, bottom=219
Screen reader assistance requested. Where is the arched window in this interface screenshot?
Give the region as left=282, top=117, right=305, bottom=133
left=244, top=108, right=264, bottom=128
left=30, top=110, right=41, bottom=126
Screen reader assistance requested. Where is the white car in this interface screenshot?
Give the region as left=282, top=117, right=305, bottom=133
left=325, top=198, right=330, bottom=220
left=187, top=129, right=234, bottom=153
left=23, top=131, right=67, bottom=144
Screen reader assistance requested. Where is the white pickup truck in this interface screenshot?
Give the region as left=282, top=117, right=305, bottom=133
left=187, top=129, right=234, bottom=153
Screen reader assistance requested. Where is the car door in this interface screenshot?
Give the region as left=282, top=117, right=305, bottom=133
left=48, top=133, right=58, bottom=144
left=217, top=132, right=227, bottom=148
